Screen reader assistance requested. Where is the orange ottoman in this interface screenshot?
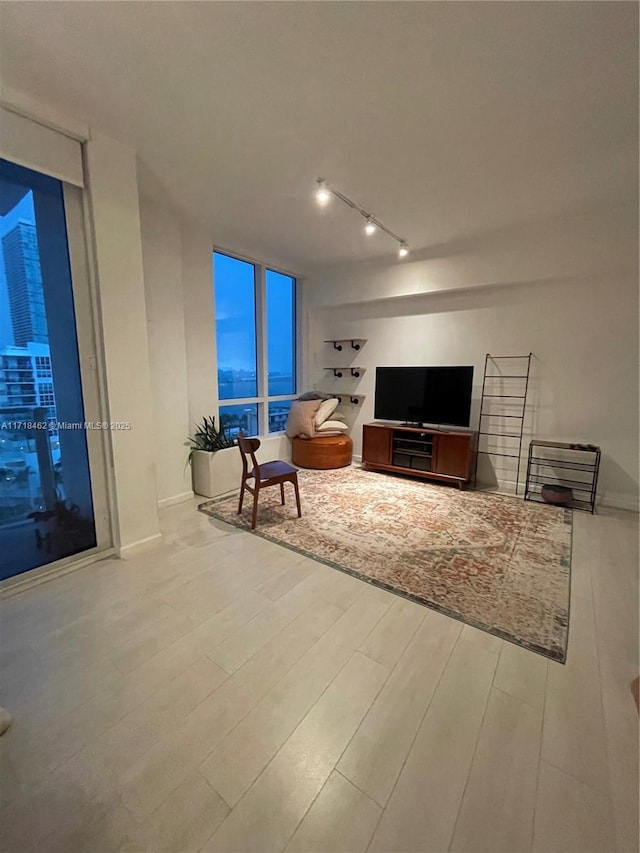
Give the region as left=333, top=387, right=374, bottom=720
left=292, top=434, right=353, bottom=469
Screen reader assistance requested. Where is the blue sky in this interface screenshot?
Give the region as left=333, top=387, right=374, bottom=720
left=214, top=252, right=295, bottom=379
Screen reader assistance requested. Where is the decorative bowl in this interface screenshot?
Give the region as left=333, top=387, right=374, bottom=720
left=541, top=484, right=573, bottom=506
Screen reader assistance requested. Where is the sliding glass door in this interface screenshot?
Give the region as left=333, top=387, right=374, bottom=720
left=0, top=157, right=110, bottom=580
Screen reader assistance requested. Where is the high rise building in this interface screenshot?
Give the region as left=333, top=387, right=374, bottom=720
left=0, top=342, right=56, bottom=422
left=2, top=221, right=48, bottom=347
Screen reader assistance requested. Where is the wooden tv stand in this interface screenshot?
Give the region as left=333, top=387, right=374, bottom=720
left=362, top=422, right=477, bottom=489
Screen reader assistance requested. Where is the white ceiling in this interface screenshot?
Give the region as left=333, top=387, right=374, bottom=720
left=0, top=1, right=637, bottom=272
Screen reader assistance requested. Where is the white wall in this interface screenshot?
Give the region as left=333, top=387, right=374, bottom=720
left=138, top=166, right=192, bottom=507
left=306, top=202, right=639, bottom=510
left=182, top=222, right=218, bottom=430
left=85, top=133, right=161, bottom=553
left=136, top=169, right=295, bottom=505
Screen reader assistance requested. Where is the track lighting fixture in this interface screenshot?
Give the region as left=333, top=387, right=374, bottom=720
left=314, top=178, right=407, bottom=259
left=315, top=180, right=331, bottom=206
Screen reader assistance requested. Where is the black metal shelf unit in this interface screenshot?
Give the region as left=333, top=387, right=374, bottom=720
left=474, top=354, right=532, bottom=494
left=525, top=440, right=601, bottom=513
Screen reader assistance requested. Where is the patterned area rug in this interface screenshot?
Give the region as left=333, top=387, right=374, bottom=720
left=199, top=467, right=572, bottom=662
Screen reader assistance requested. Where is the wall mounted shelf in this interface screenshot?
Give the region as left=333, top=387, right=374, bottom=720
left=324, top=367, right=364, bottom=378
left=323, top=339, right=366, bottom=352
left=318, top=392, right=365, bottom=406
left=322, top=339, right=365, bottom=404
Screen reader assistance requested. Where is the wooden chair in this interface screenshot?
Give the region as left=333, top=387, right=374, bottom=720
left=237, top=433, right=302, bottom=529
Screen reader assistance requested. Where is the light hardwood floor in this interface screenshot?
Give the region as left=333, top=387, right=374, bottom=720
left=0, top=494, right=637, bottom=853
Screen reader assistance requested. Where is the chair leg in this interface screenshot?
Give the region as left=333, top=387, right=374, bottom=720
left=280, top=482, right=285, bottom=505
left=251, top=487, right=259, bottom=529
left=238, top=480, right=245, bottom=515
left=293, top=476, right=302, bottom=518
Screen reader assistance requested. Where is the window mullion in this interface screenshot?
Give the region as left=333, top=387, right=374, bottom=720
left=295, top=279, right=302, bottom=398
left=255, top=263, right=268, bottom=435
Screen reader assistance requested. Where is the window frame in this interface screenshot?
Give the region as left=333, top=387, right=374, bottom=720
left=213, top=248, right=301, bottom=437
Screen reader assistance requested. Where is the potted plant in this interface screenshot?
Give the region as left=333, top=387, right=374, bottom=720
left=187, top=416, right=240, bottom=498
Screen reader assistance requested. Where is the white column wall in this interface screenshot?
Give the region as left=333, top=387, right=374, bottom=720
left=85, top=133, right=161, bottom=554
left=182, top=223, right=218, bottom=429
left=138, top=168, right=192, bottom=507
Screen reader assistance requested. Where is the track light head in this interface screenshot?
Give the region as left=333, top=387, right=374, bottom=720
left=315, top=179, right=331, bottom=206
left=312, top=178, right=405, bottom=259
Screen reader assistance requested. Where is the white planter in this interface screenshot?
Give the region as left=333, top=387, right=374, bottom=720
left=191, top=447, right=242, bottom=498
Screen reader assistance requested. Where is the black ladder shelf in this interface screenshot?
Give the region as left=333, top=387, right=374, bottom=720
left=474, top=354, right=532, bottom=495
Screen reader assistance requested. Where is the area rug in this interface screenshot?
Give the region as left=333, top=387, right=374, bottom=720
left=199, top=467, right=572, bottom=662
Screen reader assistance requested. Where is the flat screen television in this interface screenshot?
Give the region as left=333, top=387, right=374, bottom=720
left=374, top=365, right=474, bottom=428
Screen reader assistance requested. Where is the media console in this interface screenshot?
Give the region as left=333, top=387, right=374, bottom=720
left=362, top=422, right=478, bottom=489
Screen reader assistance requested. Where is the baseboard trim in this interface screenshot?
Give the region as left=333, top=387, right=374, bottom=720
left=158, top=491, right=194, bottom=509
left=600, top=495, right=640, bottom=513
left=118, top=533, right=163, bottom=559
left=0, top=546, right=117, bottom=599
left=355, top=466, right=639, bottom=512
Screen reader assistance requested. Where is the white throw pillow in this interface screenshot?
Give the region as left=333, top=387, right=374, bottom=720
left=314, top=397, right=340, bottom=427
left=316, top=419, right=348, bottom=431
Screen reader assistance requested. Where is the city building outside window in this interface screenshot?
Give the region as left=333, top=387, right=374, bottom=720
left=214, top=251, right=297, bottom=437
left=35, top=355, right=52, bottom=378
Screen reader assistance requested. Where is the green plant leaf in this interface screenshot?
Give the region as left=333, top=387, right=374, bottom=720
left=186, top=415, right=236, bottom=461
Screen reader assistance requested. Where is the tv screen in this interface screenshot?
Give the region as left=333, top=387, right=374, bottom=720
left=374, top=366, right=474, bottom=427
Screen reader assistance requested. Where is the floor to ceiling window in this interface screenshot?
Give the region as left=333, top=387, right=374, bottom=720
left=0, top=157, right=108, bottom=580
left=214, top=251, right=297, bottom=437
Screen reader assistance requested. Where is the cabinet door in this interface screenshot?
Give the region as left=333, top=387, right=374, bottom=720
left=434, top=434, right=472, bottom=479
left=362, top=425, right=391, bottom=465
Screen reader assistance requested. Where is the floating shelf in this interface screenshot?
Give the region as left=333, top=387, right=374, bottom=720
left=317, top=392, right=365, bottom=405
left=323, top=367, right=364, bottom=378
left=323, top=338, right=366, bottom=352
